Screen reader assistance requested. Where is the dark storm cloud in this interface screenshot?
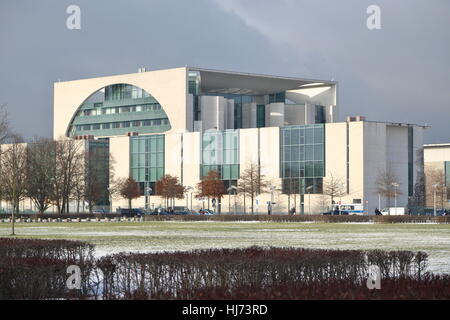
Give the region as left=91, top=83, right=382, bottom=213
left=0, top=0, right=449, bottom=142
left=215, top=0, right=450, bottom=143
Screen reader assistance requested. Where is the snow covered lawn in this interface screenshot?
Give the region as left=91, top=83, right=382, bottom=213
left=1, top=221, right=449, bottom=274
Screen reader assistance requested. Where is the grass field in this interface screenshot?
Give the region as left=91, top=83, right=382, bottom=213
left=1, top=221, right=450, bottom=274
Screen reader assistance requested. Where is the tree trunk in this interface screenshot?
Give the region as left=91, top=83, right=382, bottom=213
left=11, top=205, right=15, bottom=236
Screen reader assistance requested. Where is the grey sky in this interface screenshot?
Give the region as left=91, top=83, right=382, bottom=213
left=0, top=0, right=449, bottom=143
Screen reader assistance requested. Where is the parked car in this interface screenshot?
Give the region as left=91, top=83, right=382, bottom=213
left=174, top=209, right=190, bottom=215
left=199, top=209, right=214, bottom=215
left=380, top=207, right=407, bottom=216
left=118, top=208, right=146, bottom=217
left=148, top=208, right=171, bottom=215
left=322, top=206, right=349, bottom=215
left=92, top=209, right=107, bottom=215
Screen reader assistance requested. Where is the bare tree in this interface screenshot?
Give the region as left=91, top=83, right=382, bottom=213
left=409, top=148, right=426, bottom=209
left=238, top=162, right=269, bottom=214
left=322, top=173, right=346, bottom=208
left=375, top=168, right=402, bottom=207
left=26, top=138, right=56, bottom=214
left=0, top=138, right=27, bottom=235
left=52, top=139, right=84, bottom=213
left=425, top=167, right=447, bottom=210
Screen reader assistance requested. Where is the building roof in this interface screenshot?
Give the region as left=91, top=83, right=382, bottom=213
left=187, top=66, right=336, bottom=95
left=424, top=143, right=450, bottom=148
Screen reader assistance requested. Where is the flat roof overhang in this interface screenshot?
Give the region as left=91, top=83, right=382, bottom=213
left=188, top=67, right=337, bottom=96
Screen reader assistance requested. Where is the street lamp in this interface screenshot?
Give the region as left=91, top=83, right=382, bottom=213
left=391, top=182, right=399, bottom=216
left=432, top=183, right=440, bottom=217
left=185, top=186, right=193, bottom=211
left=227, top=185, right=237, bottom=215
left=305, top=185, right=313, bottom=215
left=145, top=186, right=152, bottom=211
left=268, top=186, right=276, bottom=215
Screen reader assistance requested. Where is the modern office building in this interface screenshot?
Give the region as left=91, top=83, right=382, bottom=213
left=424, top=144, right=450, bottom=209
left=52, top=66, right=425, bottom=214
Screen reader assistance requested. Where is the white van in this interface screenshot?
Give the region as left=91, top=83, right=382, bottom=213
left=336, top=204, right=365, bottom=215
left=380, top=207, right=407, bottom=216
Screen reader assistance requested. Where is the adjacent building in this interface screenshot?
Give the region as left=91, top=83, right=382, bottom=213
left=424, top=144, right=450, bottom=209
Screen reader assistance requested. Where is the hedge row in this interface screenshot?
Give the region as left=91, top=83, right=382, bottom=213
left=0, top=213, right=121, bottom=220
left=167, top=275, right=450, bottom=300
left=0, top=238, right=441, bottom=300
left=144, top=214, right=450, bottom=224
left=97, top=247, right=428, bottom=299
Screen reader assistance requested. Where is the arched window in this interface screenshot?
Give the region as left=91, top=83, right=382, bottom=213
left=67, top=84, right=171, bottom=137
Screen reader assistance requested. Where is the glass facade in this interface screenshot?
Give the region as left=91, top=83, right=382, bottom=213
left=201, top=130, right=239, bottom=182
left=68, top=84, right=171, bottom=137
left=130, top=135, right=165, bottom=194
left=269, top=92, right=286, bottom=103
left=315, top=105, right=326, bottom=124
left=257, top=104, right=265, bottom=128
left=280, top=124, right=325, bottom=194
left=86, top=139, right=110, bottom=206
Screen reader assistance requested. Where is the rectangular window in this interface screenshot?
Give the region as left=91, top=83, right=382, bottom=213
left=122, top=121, right=131, bottom=128
left=281, top=124, right=325, bottom=194
left=130, top=135, right=165, bottom=183
left=113, top=122, right=121, bottom=129
left=257, top=105, right=265, bottom=128
left=201, top=130, right=239, bottom=180
left=102, top=123, right=110, bottom=129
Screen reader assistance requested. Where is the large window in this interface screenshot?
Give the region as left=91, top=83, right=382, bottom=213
left=257, top=105, right=265, bottom=128
left=130, top=135, right=165, bottom=189
left=86, top=139, right=110, bottom=206
left=280, top=124, right=325, bottom=194
left=68, top=84, right=170, bottom=137
left=201, top=130, right=239, bottom=181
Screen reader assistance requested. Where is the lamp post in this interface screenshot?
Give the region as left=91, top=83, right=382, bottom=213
left=305, top=185, right=313, bottom=215
left=145, top=186, right=152, bottom=211
left=107, top=187, right=112, bottom=213
left=432, top=183, right=439, bottom=217
left=185, top=186, right=193, bottom=211
left=392, top=182, right=399, bottom=216
left=268, top=186, right=276, bottom=215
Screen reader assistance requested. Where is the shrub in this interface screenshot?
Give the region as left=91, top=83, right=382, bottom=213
left=96, top=247, right=427, bottom=300
left=0, top=238, right=96, bottom=299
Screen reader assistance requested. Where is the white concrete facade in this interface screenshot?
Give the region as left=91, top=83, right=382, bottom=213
left=49, top=67, right=425, bottom=215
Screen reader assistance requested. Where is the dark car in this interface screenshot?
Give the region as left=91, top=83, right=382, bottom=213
left=149, top=208, right=171, bottom=215
left=322, top=210, right=349, bottom=216
left=119, top=208, right=146, bottom=217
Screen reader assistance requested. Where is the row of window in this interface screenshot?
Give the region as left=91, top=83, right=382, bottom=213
left=283, top=144, right=324, bottom=162
left=282, top=126, right=324, bottom=145
left=105, top=84, right=151, bottom=101
left=282, top=178, right=323, bottom=195
left=201, top=164, right=240, bottom=181
left=282, top=161, right=324, bottom=179
left=79, top=103, right=162, bottom=117
left=75, top=118, right=169, bottom=131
